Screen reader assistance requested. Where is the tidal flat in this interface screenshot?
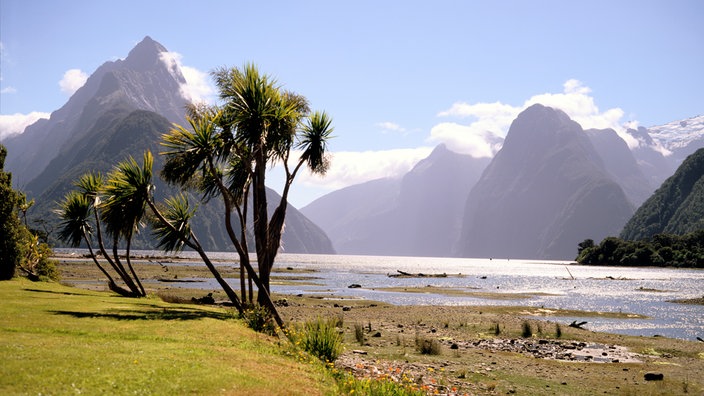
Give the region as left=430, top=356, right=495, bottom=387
left=52, top=252, right=704, bottom=395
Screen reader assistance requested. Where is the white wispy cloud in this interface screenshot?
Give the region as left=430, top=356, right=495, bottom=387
left=1, top=86, right=17, bottom=94
left=59, top=69, right=88, bottom=95
left=433, top=79, right=640, bottom=152
left=0, top=112, right=50, bottom=140
left=295, top=147, right=434, bottom=191
left=376, top=121, right=407, bottom=134
left=159, top=51, right=215, bottom=104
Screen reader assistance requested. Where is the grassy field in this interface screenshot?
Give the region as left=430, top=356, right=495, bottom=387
left=0, top=278, right=335, bottom=395
left=9, top=257, right=702, bottom=395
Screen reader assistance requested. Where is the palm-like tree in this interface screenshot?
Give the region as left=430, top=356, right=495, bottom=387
left=55, top=182, right=136, bottom=297
left=211, top=64, right=333, bottom=306
left=56, top=191, right=113, bottom=282
left=101, top=154, right=155, bottom=297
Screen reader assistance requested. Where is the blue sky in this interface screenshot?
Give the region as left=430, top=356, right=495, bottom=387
left=1, top=0, right=703, bottom=206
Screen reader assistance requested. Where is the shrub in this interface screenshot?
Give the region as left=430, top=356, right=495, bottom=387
left=521, top=321, right=533, bottom=338
left=241, top=305, right=277, bottom=336
left=298, top=317, right=343, bottom=362
left=555, top=323, right=562, bottom=338
left=415, top=335, right=442, bottom=355
left=354, top=323, right=365, bottom=345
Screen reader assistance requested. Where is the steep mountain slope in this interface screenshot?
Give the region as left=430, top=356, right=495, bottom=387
left=301, top=177, right=401, bottom=253
left=457, top=104, right=634, bottom=260
left=3, top=36, right=188, bottom=188
left=584, top=128, right=653, bottom=206
left=620, top=148, right=704, bottom=240
left=28, top=109, right=333, bottom=253
left=6, top=37, right=333, bottom=254
left=302, top=144, right=489, bottom=256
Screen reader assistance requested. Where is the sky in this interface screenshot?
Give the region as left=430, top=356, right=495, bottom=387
left=1, top=0, right=703, bottom=207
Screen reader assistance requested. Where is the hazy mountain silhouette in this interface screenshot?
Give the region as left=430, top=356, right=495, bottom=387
left=5, top=37, right=333, bottom=253
left=456, top=104, right=634, bottom=260
left=620, top=147, right=704, bottom=240
left=584, top=128, right=653, bottom=206
left=302, top=144, right=489, bottom=256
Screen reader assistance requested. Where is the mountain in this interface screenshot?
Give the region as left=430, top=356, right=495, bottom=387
left=648, top=115, right=704, bottom=162
left=626, top=115, right=704, bottom=190
left=620, top=148, right=704, bottom=240
left=456, top=104, right=634, bottom=260
left=3, top=36, right=188, bottom=189
left=4, top=37, right=334, bottom=254
left=584, top=128, right=653, bottom=206
left=302, top=144, right=490, bottom=256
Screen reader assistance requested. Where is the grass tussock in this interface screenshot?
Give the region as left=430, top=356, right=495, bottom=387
left=291, top=317, right=344, bottom=363
left=415, top=334, right=442, bottom=355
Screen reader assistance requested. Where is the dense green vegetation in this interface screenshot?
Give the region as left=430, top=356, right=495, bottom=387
left=621, top=148, right=704, bottom=240
left=0, top=144, right=58, bottom=281
left=576, top=230, right=704, bottom=268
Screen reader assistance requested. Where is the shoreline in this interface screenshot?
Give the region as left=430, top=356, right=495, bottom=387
left=51, top=256, right=704, bottom=394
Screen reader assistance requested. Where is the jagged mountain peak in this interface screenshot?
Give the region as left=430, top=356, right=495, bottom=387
left=122, top=36, right=170, bottom=72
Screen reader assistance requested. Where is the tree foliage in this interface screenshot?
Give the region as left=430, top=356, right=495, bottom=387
left=576, top=230, right=704, bottom=268
left=1, top=144, right=59, bottom=281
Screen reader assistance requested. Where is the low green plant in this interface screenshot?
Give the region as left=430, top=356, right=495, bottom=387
left=297, top=317, right=344, bottom=362
left=492, top=322, right=501, bottom=335
left=555, top=322, right=562, bottom=338
left=337, top=373, right=426, bottom=396
left=354, top=322, right=365, bottom=345
left=521, top=320, right=533, bottom=338
left=241, top=304, right=277, bottom=336
left=415, top=334, right=442, bottom=355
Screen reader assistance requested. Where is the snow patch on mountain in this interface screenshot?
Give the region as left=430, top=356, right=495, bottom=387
left=647, top=115, right=704, bottom=151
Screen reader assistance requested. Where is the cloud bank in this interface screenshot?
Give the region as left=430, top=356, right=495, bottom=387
left=0, top=111, right=50, bottom=140
left=296, top=147, right=434, bottom=191
left=430, top=79, right=639, bottom=154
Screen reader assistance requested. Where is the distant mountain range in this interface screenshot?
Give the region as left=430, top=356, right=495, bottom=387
left=4, top=36, right=702, bottom=260
left=302, top=144, right=489, bottom=256
left=304, top=106, right=704, bottom=260
left=2, top=37, right=334, bottom=254
left=456, top=104, right=634, bottom=259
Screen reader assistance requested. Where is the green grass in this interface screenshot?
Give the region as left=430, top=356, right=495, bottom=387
left=0, top=279, right=335, bottom=395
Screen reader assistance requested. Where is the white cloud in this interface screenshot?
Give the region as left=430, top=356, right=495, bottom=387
left=59, top=69, right=88, bottom=95
left=296, top=147, right=434, bottom=191
left=429, top=123, right=504, bottom=158
left=1, top=86, right=17, bottom=94
left=159, top=51, right=215, bottom=104
left=0, top=112, right=50, bottom=139
left=376, top=121, right=406, bottom=134
left=433, top=79, right=640, bottom=152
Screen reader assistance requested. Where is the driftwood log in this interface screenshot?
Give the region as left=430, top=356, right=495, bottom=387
left=388, top=270, right=448, bottom=278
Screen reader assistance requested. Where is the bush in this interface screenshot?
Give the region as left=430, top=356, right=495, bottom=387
left=241, top=305, right=277, bottom=336
left=297, top=317, right=343, bottom=362
left=415, top=335, right=442, bottom=355
left=521, top=321, right=533, bottom=338
left=354, top=323, right=365, bottom=345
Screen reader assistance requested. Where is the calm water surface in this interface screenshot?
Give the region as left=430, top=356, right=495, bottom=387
left=60, top=250, right=704, bottom=341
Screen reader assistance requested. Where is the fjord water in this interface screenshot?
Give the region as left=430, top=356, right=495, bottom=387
left=62, top=250, right=704, bottom=341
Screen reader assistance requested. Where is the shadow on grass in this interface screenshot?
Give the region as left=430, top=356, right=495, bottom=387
left=24, top=288, right=93, bottom=297
left=50, top=306, right=234, bottom=321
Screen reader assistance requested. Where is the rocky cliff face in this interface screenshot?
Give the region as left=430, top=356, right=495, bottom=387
left=4, top=37, right=334, bottom=254
left=4, top=36, right=188, bottom=189
left=456, top=104, right=634, bottom=260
